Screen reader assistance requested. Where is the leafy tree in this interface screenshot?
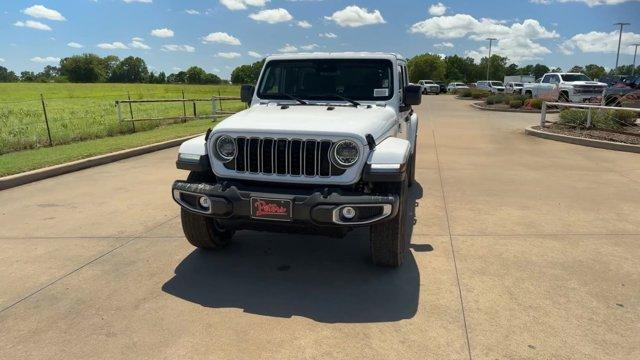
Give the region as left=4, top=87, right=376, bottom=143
left=518, top=64, right=534, bottom=76
left=444, top=55, right=476, bottom=82
left=185, top=66, right=207, bottom=84
left=531, top=64, right=550, bottom=79
left=609, top=65, right=639, bottom=75
left=168, top=71, right=187, bottom=83
left=407, top=53, right=446, bottom=83
left=59, top=54, right=109, bottom=82
left=505, top=63, right=519, bottom=76
left=230, top=59, right=265, bottom=84
left=478, top=54, right=507, bottom=81
left=157, top=71, right=166, bottom=83
left=550, top=67, right=562, bottom=72
left=584, top=64, right=606, bottom=80
left=109, top=56, right=149, bottom=83
left=569, top=65, right=585, bottom=73
left=20, top=71, right=36, bottom=82
left=0, top=66, right=19, bottom=82
left=203, top=72, right=222, bottom=84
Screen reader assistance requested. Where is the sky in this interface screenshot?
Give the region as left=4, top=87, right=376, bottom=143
left=1, top=0, right=640, bottom=78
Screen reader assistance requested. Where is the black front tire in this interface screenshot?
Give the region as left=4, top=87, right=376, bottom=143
left=369, top=179, right=408, bottom=267
left=180, top=171, right=235, bottom=250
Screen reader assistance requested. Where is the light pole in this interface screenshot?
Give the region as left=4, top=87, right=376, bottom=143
left=614, top=22, right=630, bottom=71
left=632, top=43, right=640, bottom=76
left=486, top=38, right=497, bottom=80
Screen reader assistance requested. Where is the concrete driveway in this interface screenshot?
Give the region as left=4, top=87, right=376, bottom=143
left=1, top=96, right=638, bottom=359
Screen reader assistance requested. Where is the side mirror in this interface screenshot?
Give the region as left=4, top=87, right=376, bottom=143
left=403, top=85, right=422, bottom=106
left=240, top=84, right=255, bottom=104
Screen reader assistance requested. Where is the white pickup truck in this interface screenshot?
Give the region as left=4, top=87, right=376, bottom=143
left=171, top=52, right=421, bottom=267
left=522, top=73, right=607, bottom=102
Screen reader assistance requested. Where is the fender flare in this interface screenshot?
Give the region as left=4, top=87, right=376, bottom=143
left=362, top=137, right=411, bottom=182
left=176, top=134, right=210, bottom=171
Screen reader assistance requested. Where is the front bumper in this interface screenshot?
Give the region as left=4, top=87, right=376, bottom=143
left=171, top=180, right=398, bottom=228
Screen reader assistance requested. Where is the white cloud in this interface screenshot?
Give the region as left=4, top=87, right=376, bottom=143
left=129, top=38, right=151, bottom=49
left=123, top=0, right=152, bottom=3
left=14, top=20, right=52, bottom=31
left=434, top=42, right=454, bottom=48
left=161, top=44, right=195, bottom=52
left=220, top=0, right=268, bottom=11
left=97, top=42, right=129, bottom=49
left=410, top=14, right=559, bottom=63
left=150, top=28, right=174, bottom=38
left=202, top=32, right=241, bottom=45
left=22, top=5, right=66, bottom=21
left=300, top=44, right=319, bottom=51
left=279, top=44, right=298, bottom=53
left=216, top=52, right=242, bottom=58
left=297, top=20, right=312, bottom=28
left=67, top=42, right=83, bottom=48
left=324, top=6, right=385, bottom=28
left=0, top=58, right=5, bottom=62
left=185, top=9, right=200, bottom=15
left=559, top=30, right=640, bottom=55
left=249, top=8, right=293, bottom=24
left=319, top=32, right=338, bottom=38
left=30, top=56, right=60, bottom=63
left=248, top=51, right=262, bottom=58
left=428, top=2, right=447, bottom=16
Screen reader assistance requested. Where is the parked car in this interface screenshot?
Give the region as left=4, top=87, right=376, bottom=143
left=418, top=80, right=440, bottom=94
left=603, top=75, right=640, bottom=106
left=476, top=80, right=506, bottom=93
left=505, top=82, right=524, bottom=94
left=522, top=73, right=607, bottom=102
left=504, top=75, right=535, bottom=85
left=447, top=82, right=469, bottom=93
left=172, top=52, right=421, bottom=267
left=434, top=81, right=447, bottom=93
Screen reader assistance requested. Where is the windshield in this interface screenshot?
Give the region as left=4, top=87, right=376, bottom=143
left=561, top=74, right=592, bottom=82
left=490, top=81, right=504, bottom=87
left=257, top=59, right=394, bottom=101
left=513, top=83, right=523, bottom=87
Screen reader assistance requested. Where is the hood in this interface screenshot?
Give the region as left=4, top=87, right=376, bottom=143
left=566, top=81, right=607, bottom=86
left=213, top=103, right=397, bottom=143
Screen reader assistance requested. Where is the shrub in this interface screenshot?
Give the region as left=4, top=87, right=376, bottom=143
left=509, top=100, right=523, bottom=109
left=559, top=109, right=635, bottom=130
left=559, top=109, right=587, bottom=127
left=524, top=98, right=543, bottom=109
left=611, top=109, right=637, bottom=126
left=458, top=88, right=472, bottom=97
left=471, top=89, right=490, bottom=99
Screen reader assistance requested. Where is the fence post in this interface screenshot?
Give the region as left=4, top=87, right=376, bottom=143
left=218, top=90, right=223, bottom=111
left=182, top=90, right=187, bottom=122
left=212, top=96, right=219, bottom=118
left=127, top=91, right=136, bottom=132
left=586, top=108, right=592, bottom=128
left=40, top=94, right=53, bottom=146
left=193, top=101, right=197, bottom=118
left=540, top=102, right=547, bottom=127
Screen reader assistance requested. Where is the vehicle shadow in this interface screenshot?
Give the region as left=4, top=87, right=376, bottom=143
left=162, top=182, right=427, bottom=324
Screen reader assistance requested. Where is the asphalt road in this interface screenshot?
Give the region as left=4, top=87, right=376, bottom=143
left=1, top=95, right=639, bottom=359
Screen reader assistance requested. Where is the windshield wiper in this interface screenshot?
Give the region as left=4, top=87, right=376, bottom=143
left=280, top=93, right=308, bottom=105
left=319, top=93, right=361, bottom=107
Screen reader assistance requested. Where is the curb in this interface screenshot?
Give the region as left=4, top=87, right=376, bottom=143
left=471, top=102, right=560, bottom=114
left=524, top=126, right=640, bottom=154
left=0, top=135, right=198, bottom=191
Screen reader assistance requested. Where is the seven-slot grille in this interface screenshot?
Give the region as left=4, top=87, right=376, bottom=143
left=223, top=137, right=347, bottom=177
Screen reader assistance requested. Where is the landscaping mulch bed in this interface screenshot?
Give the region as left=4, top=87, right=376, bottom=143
left=533, top=125, right=640, bottom=145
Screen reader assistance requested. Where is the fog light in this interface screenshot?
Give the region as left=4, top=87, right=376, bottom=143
left=199, top=196, right=211, bottom=209
left=341, top=206, right=356, bottom=220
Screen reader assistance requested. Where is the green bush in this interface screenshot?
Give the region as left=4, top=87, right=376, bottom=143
left=524, top=98, right=544, bottom=109
left=471, top=89, right=490, bottom=99
left=559, top=109, right=636, bottom=130
left=509, top=100, right=523, bottom=108
left=458, top=88, right=472, bottom=97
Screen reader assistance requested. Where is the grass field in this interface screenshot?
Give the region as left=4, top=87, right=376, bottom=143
left=0, top=83, right=243, bottom=154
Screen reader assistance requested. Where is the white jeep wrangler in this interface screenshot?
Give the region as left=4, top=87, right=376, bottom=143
left=172, top=52, right=421, bottom=267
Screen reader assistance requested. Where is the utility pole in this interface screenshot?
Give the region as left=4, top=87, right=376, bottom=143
left=614, top=22, right=630, bottom=71
left=486, top=38, right=497, bottom=80
left=632, top=43, right=640, bottom=76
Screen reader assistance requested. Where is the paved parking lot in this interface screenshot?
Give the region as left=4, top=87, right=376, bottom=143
left=1, top=95, right=639, bottom=359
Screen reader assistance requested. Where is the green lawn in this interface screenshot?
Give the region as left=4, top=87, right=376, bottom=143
left=0, top=83, right=242, bottom=154
left=0, top=118, right=216, bottom=177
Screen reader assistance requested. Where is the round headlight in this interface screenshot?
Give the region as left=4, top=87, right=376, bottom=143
left=216, top=135, right=236, bottom=161
left=333, top=140, right=360, bottom=168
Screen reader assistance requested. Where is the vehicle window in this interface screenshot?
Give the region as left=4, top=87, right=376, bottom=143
left=257, top=59, right=394, bottom=101
left=514, top=83, right=523, bottom=87
left=560, top=74, right=592, bottom=82
left=490, top=81, right=503, bottom=87
left=541, top=75, right=550, bottom=84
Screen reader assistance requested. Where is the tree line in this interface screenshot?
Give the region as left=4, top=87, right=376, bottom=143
left=0, top=54, right=224, bottom=84
left=1, top=52, right=638, bottom=85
